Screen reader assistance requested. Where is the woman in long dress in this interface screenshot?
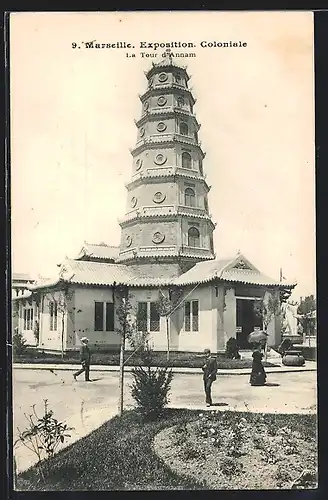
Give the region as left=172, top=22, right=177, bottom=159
left=250, top=350, right=267, bottom=386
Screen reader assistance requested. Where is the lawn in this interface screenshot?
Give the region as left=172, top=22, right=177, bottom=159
left=14, top=349, right=279, bottom=369
left=16, top=409, right=317, bottom=491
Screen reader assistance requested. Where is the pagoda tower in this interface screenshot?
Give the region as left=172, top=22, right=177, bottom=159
left=117, top=51, right=216, bottom=278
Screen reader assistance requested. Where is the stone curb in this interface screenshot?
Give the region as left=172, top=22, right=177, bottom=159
left=12, top=363, right=317, bottom=376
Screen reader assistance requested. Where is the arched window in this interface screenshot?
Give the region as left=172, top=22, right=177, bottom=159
left=188, top=227, right=200, bottom=247
left=185, top=188, right=195, bottom=207
left=180, top=122, right=188, bottom=135
left=175, top=73, right=182, bottom=84
left=182, top=152, right=192, bottom=169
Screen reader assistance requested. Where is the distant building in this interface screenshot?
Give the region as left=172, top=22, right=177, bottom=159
left=14, top=53, right=295, bottom=352
left=12, top=273, right=35, bottom=297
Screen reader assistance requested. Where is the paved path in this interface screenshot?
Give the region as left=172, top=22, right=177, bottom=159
left=12, top=368, right=317, bottom=474
left=12, top=360, right=317, bottom=375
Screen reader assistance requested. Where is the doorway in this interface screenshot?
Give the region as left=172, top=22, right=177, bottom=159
left=236, top=299, right=262, bottom=349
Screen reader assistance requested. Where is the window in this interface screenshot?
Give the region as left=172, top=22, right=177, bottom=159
left=94, top=302, right=115, bottom=331
left=106, top=302, right=114, bottom=331
left=49, top=301, right=58, bottom=331
left=182, top=152, right=192, bottom=169
left=184, top=300, right=199, bottom=332
left=188, top=227, right=200, bottom=247
left=137, top=302, right=160, bottom=332
left=180, top=122, right=188, bottom=135
left=185, top=187, right=196, bottom=207
left=150, top=302, right=160, bottom=332
left=23, top=307, right=34, bottom=330
left=137, top=302, right=148, bottom=332
left=94, top=302, right=103, bottom=331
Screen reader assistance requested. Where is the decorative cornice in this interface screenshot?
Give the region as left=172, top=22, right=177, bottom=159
left=146, top=63, right=190, bottom=81
left=130, top=135, right=205, bottom=157
left=139, top=86, right=195, bottom=105
left=118, top=208, right=215, bottom=228
left=125, top=169, right=210, bottom=192
left=135, top=108, right=200, bottom=129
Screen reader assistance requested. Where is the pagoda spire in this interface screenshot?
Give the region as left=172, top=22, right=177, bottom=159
left=117, top=58, right=216, bottom=276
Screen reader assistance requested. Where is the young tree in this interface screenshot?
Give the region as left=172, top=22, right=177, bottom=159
left=297, top=295, right=316, bottom=345
left=254, top=293, right=281, bottom=359
left=155, top=286, right=183, bottom=362
left=47, top=286, right=74, bottom=359
left=115, top=285, right=148, bottom=417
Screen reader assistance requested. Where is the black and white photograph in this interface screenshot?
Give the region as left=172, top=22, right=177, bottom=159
left=9, top=10, right=317, bottom=491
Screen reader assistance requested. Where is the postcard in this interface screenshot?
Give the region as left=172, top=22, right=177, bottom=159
left=9, top=11, right=316, bottom=491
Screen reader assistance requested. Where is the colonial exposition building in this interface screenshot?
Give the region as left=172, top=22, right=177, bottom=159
left=13, top=53, right=295, bottom=353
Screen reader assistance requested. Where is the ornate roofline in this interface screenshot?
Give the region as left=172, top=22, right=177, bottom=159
left=119, top=211, right=216, bottom=229
left=125, top=170, right=211, bottom=192
left=139, top=86, right=196, bottom=105
left=135, top=109, right=201, bottom=129
left=130, top=136, right=206, bottom=158
left=116, top=251, right=214, bottom=265
left=146, top=62, right=190, bottom=81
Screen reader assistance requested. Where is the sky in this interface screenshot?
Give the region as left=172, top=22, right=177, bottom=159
left=10, top=11, right=315, bottom=300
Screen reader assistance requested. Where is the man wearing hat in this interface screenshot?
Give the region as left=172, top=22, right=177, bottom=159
left=73, top=337, right=91, bottom=381
left=202, top=348, right=218, bottom=406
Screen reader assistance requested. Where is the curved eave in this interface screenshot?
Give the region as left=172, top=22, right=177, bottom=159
left=175, top=275, right=297, bottom=287
left=29, top=278, right=63, bottom=291
left=139, top=86, right=195, bottom=105
left=146, top=64, right=190, bottom=80
left=130, top=138, right=205, bottom=158
left=135, top=109, right=200, bottom=128
left=119, top=212, right=215, bottom=228
left=180, top=253, right=215, bottom=261
left=125, top=172, right=210, bottom=192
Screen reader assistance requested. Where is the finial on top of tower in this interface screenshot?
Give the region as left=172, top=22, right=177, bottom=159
left=165, top=48, right=173, bottom=65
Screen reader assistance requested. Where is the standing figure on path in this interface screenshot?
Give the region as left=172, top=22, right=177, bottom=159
left=250, top=350, right=267, bottom=386
left=202, top=348, right=218, bottom=407
left=73, top=337, right=91, bottom=381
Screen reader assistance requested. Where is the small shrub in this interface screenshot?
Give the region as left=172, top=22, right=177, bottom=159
left=181, top=443, right=206, bottom=461
left=130, top=346, right=174, bottom=421
left=14, top=399, right=73, bottom=481
left=13, top=329, right=27, bottom=356
left=225, top=337, right=241, bottom=360
left=275, top=464, right=293, bottom=488
left=226, top=422, right=246, bottom=458
left=219, top=457, right=243, bottom=477
left=173, top=423, right=188, bottom=446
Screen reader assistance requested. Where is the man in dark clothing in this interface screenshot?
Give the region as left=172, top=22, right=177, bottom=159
left=202, top=348, right=218, bottom=406
left=73, top=337, right=91, bottom=381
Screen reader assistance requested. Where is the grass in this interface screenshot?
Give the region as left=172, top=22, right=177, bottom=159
left=16, top=409, right=207, bottom=491
left=16, top=409, right=317, bottom=491
left=13, top=349, right=279, bottom=369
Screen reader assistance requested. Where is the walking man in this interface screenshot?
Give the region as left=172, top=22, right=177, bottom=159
left=202, top=348, right=218, bottom=407
left=73, top=337, right=91, bottom=381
